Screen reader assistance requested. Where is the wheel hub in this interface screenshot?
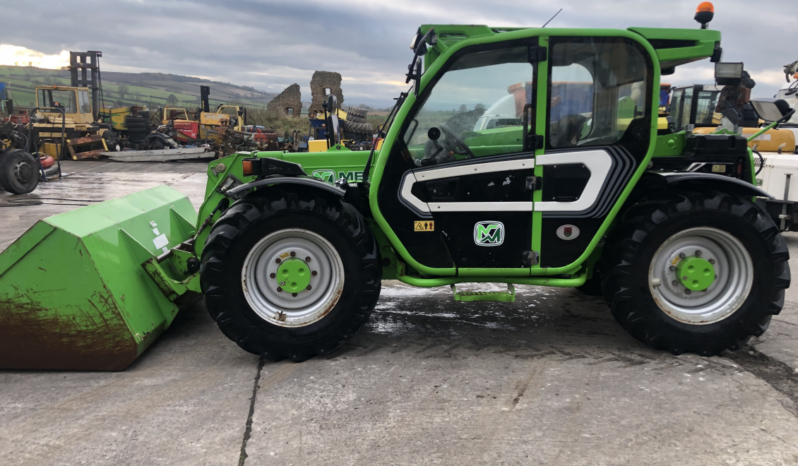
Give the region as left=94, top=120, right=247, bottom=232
left=675, top=256, right=715, bottom=291
left=275, top=258, right=312, bottom=293
left=648, top=227, right=753, bottom=325
left=14, top=161, right=34, bottom=183
left=242, top=229, right=344, bottom=328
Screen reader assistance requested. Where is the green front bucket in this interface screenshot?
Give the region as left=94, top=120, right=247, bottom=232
left=0, top=185, right=199, bottom=371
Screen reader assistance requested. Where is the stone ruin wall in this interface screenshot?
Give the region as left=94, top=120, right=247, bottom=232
left=308, top=71, right=344, bottom=116
left=265, top=83, right=302, bottom=117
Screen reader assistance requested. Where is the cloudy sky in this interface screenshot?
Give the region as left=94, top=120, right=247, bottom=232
left=2, top=0, right=795, bottom=107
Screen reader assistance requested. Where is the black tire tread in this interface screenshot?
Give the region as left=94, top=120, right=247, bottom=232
left=602, top=188, right=790, bottom=356
left=200, top=189, right=381, bottom=361
left=0, top=149, right=39, bottom=194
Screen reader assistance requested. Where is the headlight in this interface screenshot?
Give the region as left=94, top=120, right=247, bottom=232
left=409, top=33, right=420, bottom=51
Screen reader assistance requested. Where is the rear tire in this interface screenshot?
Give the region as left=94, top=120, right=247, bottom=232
left=200, top=189, right=382, bottom=361
left=0, top=149, right=39, bottom=194
left=602, top=189, right=790, bottom=356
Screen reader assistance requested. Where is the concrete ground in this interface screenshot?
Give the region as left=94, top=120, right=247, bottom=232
left=1, top=161, right=798, bottom=466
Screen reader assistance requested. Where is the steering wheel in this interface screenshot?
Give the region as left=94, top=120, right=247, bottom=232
left=439, top=124, right=476, bottom=159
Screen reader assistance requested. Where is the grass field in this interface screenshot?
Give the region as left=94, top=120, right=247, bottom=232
left=0, top=65, right=272, bottom=110
left=1, top=65, right=394, bottom=138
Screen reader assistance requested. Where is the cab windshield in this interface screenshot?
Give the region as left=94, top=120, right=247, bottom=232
left=401, top=45, right=534, bottom=166
left=37, top=89, right=77, bottom=113
left=398, top=37, right=652, bottom=167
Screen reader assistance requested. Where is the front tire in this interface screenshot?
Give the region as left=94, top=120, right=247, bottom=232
left=200, top=189, right=381, bottom=361
left=602, top=189, right=790, bottom=356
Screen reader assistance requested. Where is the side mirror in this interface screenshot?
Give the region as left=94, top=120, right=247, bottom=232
left=238, top=110, right=244, bottom=116
left=750, top=98, right=793, bottom=122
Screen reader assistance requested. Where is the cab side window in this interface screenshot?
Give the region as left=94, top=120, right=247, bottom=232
left=548, top=37, right=651, bottom=149
left=400, top=45, right=536, bottom=167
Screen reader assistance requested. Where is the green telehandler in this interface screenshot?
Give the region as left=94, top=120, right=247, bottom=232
left=0, top=4, right=793, bottom=370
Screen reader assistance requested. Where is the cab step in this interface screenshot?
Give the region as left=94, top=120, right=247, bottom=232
left=451, top=284, right=516, bottom=302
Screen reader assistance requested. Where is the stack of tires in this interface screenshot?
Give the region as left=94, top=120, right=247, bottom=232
left=125, top=112, right=151, bottom=145
left=343, top=108, right=373, bottom=140
left=346, top=107, right=368, bottom=123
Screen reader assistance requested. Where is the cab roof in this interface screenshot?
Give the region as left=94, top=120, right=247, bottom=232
left=418, top=25, right=721, bottom=72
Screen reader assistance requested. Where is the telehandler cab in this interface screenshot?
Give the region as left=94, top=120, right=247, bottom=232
left=0, top=3, right=791, bottom=369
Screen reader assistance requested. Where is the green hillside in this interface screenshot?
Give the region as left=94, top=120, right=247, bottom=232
left=0, top=65, right=277, bottom=110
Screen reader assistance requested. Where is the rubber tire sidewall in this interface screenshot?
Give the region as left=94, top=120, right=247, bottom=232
left=0, top=150, right=39, bottom=194
left=201, top=193, right=381, bottom=359
left=607, top=194, right=787, bottom=354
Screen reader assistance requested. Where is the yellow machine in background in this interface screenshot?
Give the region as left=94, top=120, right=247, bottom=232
left=33, top=85, right=107, bottom=160
left=108, top=106, right=146, bottom=130
left=162, top=106, right=191, bottom=124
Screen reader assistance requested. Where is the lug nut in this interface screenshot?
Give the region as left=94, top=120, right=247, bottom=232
left=695, top=250, right=702, bottom=257
left=307, top=285, right=312, bottom=290
left=672, top=280, right=679, bottom=286
left=270, top=273, right=276, bottom=278
left=311, top=271, right=318, bottom=276
left=277, top=287, right=282, bottom=292
left=275, top=258, right=281, bottom=264
left=290, top=251, right=296, bottom=257
left=669, top=265, right=676, bottom=272
left=292, top=293, right=297, bottom=297
left=305, top=256, right=312, bottom=262
left=280, top=281, right=285, bottom=286
left=709, top=259, right=715, bottom=264
left=685, top=289, right=692, bottom=295
left=679, top=253, right=686, bottom=259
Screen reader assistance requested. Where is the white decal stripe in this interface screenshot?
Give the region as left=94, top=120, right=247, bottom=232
left=429, top=202, right=533, bottom=212
left=415, top=158, right=535, bottom=181
left=400, top=172, right=430, bottom=213
left=534, top=150, right=612, bottom=213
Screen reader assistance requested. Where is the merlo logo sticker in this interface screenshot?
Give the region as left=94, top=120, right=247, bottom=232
left=311, top=169, right=336, bottom=183
left=474, top=221, right=504, bottom=247
left=311, top=169, right=363, bottom=184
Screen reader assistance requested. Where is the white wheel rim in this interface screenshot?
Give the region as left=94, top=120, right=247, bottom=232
left=648, top=227, right=753, bottom=325
left=241, top=229, right=344, bottom=328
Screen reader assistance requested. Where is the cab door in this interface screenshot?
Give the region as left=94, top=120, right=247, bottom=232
left=376, top=39, right=545, bottom=272
left=534, top=36, right=654, bottom=268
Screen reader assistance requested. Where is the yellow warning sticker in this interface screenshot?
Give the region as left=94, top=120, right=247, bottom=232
left=414, top=221, right=435, bottom=232
left=671, top=257, right=681, bottom=266
left=280, top=252, right=290, bottom=259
